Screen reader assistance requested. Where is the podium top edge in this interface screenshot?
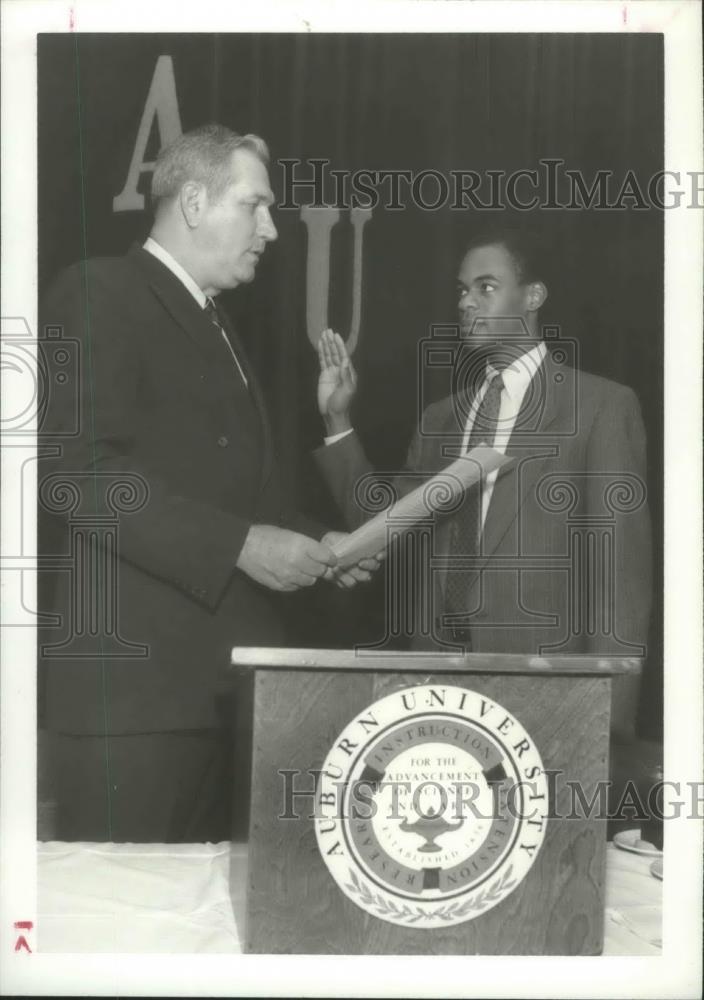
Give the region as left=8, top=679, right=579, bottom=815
left=229, top=647, right=643, bottom=676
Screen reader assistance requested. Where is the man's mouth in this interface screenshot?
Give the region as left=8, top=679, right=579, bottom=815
left=460, top=313, right=482, bottom=332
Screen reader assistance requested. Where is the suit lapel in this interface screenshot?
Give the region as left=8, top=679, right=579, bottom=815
left=215, top=304, right=274, bottom=487
left=128, top=245, right=273, bottom=488
left=479, top=350, right=573, bottom=561
left=435, top=394, right=474, bottom=467
left=130, top=246, right=233, bottom=378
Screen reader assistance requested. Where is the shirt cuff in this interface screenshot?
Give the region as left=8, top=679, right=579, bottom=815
left=324, top=429, right=354, bottom=446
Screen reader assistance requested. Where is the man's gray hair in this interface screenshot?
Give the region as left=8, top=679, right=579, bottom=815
left=151, top=123, right=269, bottom=208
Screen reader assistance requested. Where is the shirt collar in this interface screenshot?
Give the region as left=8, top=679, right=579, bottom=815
left=143, top=237, right=208, bottom=309
left=486, top=340, right=547, bottom=400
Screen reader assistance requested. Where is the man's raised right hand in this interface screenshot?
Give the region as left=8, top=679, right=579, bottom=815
left=236, top=524, right=338, bottom=592
left=317, top=329, right=357, bottom=435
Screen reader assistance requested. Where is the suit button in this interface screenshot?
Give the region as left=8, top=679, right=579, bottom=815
left=217, top=435, right=229, bottom=448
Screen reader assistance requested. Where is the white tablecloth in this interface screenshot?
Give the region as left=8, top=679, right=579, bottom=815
left=36, top=840, right=662, bottom=954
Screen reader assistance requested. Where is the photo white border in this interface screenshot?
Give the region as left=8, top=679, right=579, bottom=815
left=1, top=1, right=702, bottom=996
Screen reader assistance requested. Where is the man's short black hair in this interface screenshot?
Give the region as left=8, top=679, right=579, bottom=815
left=461, top=225, right=551, bottom=286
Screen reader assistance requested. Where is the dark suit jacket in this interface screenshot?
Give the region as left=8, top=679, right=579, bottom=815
left=39, top=245, right=318, bottom=734
left=315, top=349, right=652, bottom=657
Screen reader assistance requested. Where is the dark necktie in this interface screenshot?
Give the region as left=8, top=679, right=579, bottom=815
left=204, top=297, right=248, bottom=386
left=444, top=370, right=505, bottom=618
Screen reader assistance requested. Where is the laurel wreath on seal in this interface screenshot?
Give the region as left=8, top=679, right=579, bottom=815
left=343, top=866, right=517, bottom=923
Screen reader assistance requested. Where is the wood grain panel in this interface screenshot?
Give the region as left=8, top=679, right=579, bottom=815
left=245, top=669, right=610, bottom=954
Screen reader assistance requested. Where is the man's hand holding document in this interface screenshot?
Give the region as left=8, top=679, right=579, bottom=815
left=328, top=446, right=511, bottom=569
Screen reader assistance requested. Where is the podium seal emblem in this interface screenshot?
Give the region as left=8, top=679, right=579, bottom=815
left=315, top=684, right=548, bottom=927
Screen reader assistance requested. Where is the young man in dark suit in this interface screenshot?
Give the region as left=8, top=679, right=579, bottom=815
left=39, top=124, right=378, bottom=843
left=315, top=227, right=652, bottom=739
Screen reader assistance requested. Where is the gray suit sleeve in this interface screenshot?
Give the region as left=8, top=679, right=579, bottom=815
left=313, top=426, right=427, bottom=531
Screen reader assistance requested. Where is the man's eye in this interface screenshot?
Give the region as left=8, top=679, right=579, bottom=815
left=480, top=283, right=496, bottom=293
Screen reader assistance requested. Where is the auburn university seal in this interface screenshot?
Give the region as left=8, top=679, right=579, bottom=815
left=315, top=684, right=548, bottom=927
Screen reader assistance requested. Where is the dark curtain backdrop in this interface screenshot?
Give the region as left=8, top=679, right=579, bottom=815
left=38, top=33, right=663, bottom=737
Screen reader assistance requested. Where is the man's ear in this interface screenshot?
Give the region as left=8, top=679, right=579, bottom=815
left=179, top=181, right=206, bottom=229
left=526, top=281, right=548, bottom=312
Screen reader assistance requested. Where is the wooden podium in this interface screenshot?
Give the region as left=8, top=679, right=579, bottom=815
left=231, top=648, right=640, bottom=955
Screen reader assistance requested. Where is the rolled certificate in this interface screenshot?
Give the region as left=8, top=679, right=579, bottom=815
left=330, top=445, right=511, bottom=568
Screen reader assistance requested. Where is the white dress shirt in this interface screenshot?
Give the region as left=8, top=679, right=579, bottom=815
left=463, top=340, right=547, bottom=528
left=143, top=237, right=248, bottom=386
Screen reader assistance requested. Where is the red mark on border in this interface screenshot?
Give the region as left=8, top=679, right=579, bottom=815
left=14, top=920, right=33, bottom=953
left=622, top=4, right=627, bottom=26
left=69, top=6, right=75, bottom=31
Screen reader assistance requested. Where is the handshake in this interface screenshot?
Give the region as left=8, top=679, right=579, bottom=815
left=237, top=328, right=377, bottom=593
left=237, top=524, right=384, bottom=592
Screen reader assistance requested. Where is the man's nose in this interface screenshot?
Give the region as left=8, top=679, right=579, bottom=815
left=459, top=289, right=476, bottom=310
left=258, top=207, right=278, bottom=242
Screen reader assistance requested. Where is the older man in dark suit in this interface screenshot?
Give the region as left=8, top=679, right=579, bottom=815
left=39, top=124, right=377, bottom=843
left=315, top=227, right=652, bottom=739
